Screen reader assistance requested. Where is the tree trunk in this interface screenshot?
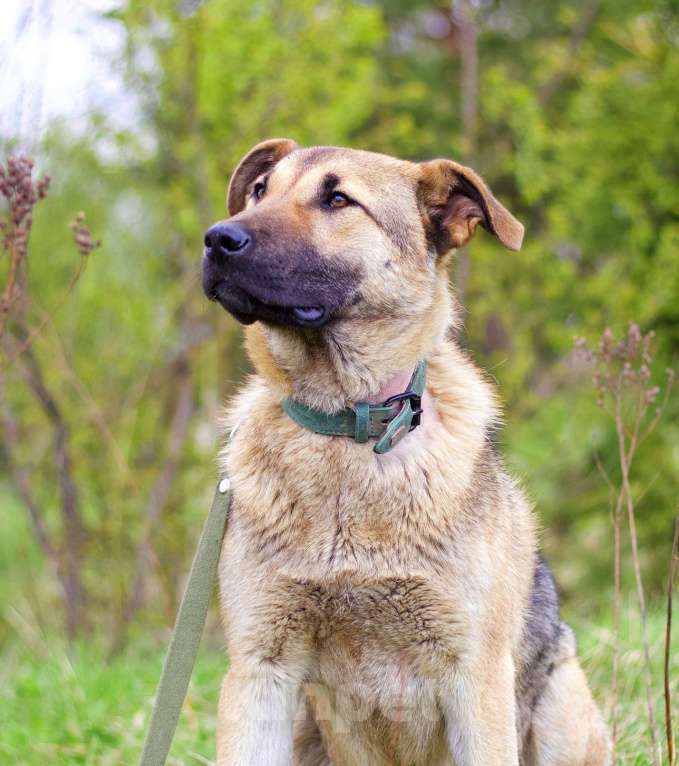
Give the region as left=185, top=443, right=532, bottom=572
left=451, top=0, right=478, bottom=307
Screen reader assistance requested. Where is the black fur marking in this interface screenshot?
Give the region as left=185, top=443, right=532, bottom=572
left=424, top=205, right=453, bottom=255
left=484, top=421, right=501, bottom=449
left=321, top=173, right=340, bottom=194
left=516, top=554, right=575, bottom=763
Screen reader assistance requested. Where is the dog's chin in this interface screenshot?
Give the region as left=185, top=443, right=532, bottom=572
left=208, top=280, right=329, bottom=329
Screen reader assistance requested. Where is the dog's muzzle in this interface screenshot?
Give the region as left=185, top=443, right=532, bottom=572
left=202, top=220, right=353, bottom=328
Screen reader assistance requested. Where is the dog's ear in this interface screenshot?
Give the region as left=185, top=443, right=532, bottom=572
left=418, top=159, right=524, bottom=253
left=227, top=138, right=298, bottom=216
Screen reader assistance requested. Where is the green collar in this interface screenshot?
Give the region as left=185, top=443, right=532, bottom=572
left=282, top=360, right=427, bottom=454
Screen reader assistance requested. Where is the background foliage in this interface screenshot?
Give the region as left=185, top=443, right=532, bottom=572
left=1, top=0, right=678, bottom=763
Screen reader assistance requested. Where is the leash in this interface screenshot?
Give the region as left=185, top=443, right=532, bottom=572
left=138, top=477, right=231, bottom=766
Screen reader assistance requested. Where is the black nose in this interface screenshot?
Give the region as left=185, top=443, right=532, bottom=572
left=204, top=222, right=252, bottom=259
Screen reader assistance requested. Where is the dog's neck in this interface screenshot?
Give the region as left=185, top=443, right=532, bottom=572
left=245, top=323, right=446, bottom=414
left=245, top=326, right=420, bottom=412
left=243, top=282, right=455, bottom=413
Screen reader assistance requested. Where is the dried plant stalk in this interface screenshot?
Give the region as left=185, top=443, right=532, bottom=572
left=576, top=324, right=676, bottom=766
left=0, top=155, right=99, bottom=637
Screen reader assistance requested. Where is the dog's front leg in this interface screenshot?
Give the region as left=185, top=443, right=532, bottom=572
left=441, top=651, right=519, bottom=766
left=217, top=659, right=303, bottom=766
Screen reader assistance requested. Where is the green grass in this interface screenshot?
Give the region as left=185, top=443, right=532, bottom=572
left=573, top=603, right=678, bottom=766
left=0, top=605, right=676, bottom=765
left=0, top=632, right=226, bottom=766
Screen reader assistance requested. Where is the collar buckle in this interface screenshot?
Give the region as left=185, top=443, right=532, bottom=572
left=373, top=389, right=424, bottom=454
left=382, top=390, right=423, bottom=432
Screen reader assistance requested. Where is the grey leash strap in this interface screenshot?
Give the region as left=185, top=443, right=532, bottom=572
left=138, top=477, right=232, bottom=766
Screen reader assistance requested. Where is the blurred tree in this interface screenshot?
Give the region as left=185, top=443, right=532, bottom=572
left=1, top=0, right=384, bottom=645
left=363, top=0, right=679, bottom=596
left=1, top=0, right=677, bottom=646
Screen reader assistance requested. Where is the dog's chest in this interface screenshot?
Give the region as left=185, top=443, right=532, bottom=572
left=221, top=432, right=484, bottom=663
left=231, top=567, right=472, bottom=678
left=229, top=433, right=465, bottom=572
left=307, top=573, right=457, bottom=651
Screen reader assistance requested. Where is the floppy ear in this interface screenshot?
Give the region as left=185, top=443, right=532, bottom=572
left=418, top=158, right=524, bottom=253
left=227, top=138, right=298, bottom=216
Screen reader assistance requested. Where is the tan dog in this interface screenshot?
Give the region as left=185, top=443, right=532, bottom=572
left=202, top=139, right=611, bottom=766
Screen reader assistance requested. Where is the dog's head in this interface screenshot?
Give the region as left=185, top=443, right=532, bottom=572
left=203, top=139, right=523, bottom=396
left=203, top=139, right=522, bottom=326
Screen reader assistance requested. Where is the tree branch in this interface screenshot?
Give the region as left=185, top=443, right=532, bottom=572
left=0, top=376, right=58, bottom=560
left=17, top=340, right=87, bottom=637
left=450, top=0, right=478, bottom=307
left=110, top=351, right=195, bottom=655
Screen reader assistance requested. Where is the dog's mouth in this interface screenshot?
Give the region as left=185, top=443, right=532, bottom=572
left=208, top=279, right=329, bottom=328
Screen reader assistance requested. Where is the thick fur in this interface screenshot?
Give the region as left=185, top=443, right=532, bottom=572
left=206, top=141, right=611, bottom=765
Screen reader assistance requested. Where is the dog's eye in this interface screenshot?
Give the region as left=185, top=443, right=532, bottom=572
left=252, top=181, right=266, bottom=201
left=325, top=192, right=351, bottom=210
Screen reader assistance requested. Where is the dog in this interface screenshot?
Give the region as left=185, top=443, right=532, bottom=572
left=202, top=139, right=611, bottom=765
